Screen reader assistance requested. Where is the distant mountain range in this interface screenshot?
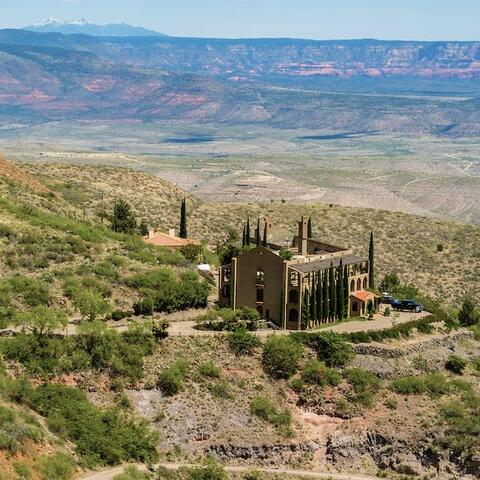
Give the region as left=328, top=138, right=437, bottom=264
left=0, top=29, right=479, bottom=135
left=23, top=18, right=166, bottom=37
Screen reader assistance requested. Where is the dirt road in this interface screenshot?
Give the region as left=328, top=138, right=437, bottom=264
left=77, top=463, right=382, bottom=480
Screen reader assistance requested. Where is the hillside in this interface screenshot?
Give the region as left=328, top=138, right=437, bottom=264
left=0, top=30, right=479, bottom=135
left=0, top=157, right=478, bottom=480
left=23, top=162, right=480, bottom=305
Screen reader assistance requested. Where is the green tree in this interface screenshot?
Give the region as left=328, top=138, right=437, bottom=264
left=380, top=272, right=400, bottom=293
left=242, top=225, right=247, bottom=247
left=255, top=219, right=261, bottom=246
left=262, top=222, right=268, bottom=247
left=307, top=217, right=313, bottom=238
left=246, top=217, right=251, bottom=247
left=458, top=298, right=479, bottom=326
left=138, top=220, right=149, bottom=236
left=369, top=231, right=375, bottom=289
left=262, top=336, right=303, bottom=379
left=73, top=289, right=111, bottom=322
left=16, top=306, right=68, bottom=337
left=310, top=281, right=317, bottom=323
left=112, top=199, right=136, bottom=234
left=322, top=270, right=329, bottom=322
left=329, top=265, right=336, bottom=320
left=316, top=273, right=323, bottom=321
left=301, top=290, right=310, bottom=329
left=337, top=261, right=345, bottom=320
left=179, top=198, right=187, bottom=239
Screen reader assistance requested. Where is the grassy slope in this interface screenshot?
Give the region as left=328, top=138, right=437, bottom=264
left=25, top=162, right=480, bottom=305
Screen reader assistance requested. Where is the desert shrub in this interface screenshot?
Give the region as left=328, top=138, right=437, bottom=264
left=13, top=461, right=31, bottom=479
left=289, top=378, right=305, bottom=393
left=37, top=453, right=76, bottom=480
left=302, top=359, right=341, bottom=387
left=292, top=331, right=354, bottom=367
left=28, top=384, right=158, bottom=467
left=130, top=269, right=209, bottom=314
left=425, top=373, right=451, bottom=396
left=209, top=380, right=233, bottom=399
left=157, top=360, right=188, bottom=396
left=250, top=395, right=291, bottom=432
left=0, top=223, right=15, bottom=238
left=473, top=357, right=480, bottom=372
left=0, top=405, right=43, bottom=453
left=111, top=309, right=133, bottom=321
left=262, top=336, right=303, bottom=379
left=391, top=376, right=426, bottom=394
left=186, top=459, right=227, bottom=480
left=445, top=355, right=467, bottom=375
left=227, top=328, right=261, bottom=355
left=198, top=361, right=221, bottom=378
left=197, top=307, right=261, bottom=332
left=344, top=368, right=380, bottom=407
left=73, top=289, right=111, bottom=322
left=5, top=276, right=50, bottom=307
left=113, top=466, right=151, bottom=480
left=458, top=298, right=479, bottom=327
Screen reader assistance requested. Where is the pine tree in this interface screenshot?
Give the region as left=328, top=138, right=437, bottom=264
left=112, top=199, right=136, bottom=234
left=179, top=198, right=187, bottom=239
left=301, top=290, right=310, bottom=329
left=337, top=260, right=345, bottom=320
left=307, top=217, right=313, bottom=238
left=322, top=270, right=329, bottom=322
left=246, top=218, right=251, bottom=246
left=369, top=231, right=375, bottom=289
left=255, top=219, right=261, bottom=246
left=262, top=221, right=268, bottom=247
left=329, top=264, right=336, bottom=320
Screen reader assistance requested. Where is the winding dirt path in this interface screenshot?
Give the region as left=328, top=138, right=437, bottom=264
left=77, top=463, right=382, bottom=480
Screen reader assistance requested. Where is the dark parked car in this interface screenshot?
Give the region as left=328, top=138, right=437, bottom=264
left=391, top=299, right=423, bottom=313
left=381, top=294, right=398, bottom=305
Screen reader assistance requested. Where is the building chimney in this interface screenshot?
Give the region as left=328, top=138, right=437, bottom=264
left=169, top=228, right=176, bottom=237
left=298, top=216, right=308, bottom=255
left=148, top=227, right=155, bottom=239
left=263, top=217, right=273, bottom=242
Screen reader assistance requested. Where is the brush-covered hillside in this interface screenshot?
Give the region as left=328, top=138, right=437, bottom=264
left=24, top=161, right=480, bottom=305
left=0, top=156, right=479, bottom=480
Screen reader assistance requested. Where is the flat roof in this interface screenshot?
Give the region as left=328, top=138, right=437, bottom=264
left=290, top=254, right=366, bottom=273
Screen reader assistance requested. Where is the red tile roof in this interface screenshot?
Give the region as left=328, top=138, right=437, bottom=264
left=350, top=290, right=378, bottom=302
left=143, top=232, right=199, bottom=248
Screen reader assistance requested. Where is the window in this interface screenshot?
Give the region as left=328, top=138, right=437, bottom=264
left=223, top=285, right=230, bottom=298
left=256, top=268, right=265, bottom=285
left=350, top=280, right=355, bottom=292
left=363, top=277, right=368, bottom=289
left=289, top=271, right=299, bottom=287
left=257, top=305, right=264, bottom=317
left=288, top=289, right=299, bottom=304
left=357, top=279, right=362, bottom=291
left=256, top=288, right=264, bottom=303
left=223, top=268, right=231, bottom=283
left=289, top=308, right=298, bottom=323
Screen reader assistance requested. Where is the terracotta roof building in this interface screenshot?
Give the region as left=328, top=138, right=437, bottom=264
left=143, top=228, right=199, bottom=248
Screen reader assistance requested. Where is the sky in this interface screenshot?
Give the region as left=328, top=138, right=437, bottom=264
left=1, top=0, right=480, bottom=41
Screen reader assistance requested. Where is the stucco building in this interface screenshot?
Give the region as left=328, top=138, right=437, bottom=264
left=219, top=217, right=378, bottom=330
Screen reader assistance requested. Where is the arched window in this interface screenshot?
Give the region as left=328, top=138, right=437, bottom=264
left=350, top=280, right=355, bottom=292
left=363, top=277, right=368, bottom=289
left=256, top=268, right=265, bottom=285
left=289, top=271, right=299, bottom=287
left=289, top=289, right=299, bottom=304
left=357, top=279, right=362, bottom=291
left=289, top=308, right=298, bottom=323
left=223, top=268, right=231, bottom=283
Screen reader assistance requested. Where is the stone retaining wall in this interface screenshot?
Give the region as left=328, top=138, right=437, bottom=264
left=352, top=330, right=474, bottom=358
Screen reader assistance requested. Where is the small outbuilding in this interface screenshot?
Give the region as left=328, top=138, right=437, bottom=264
left=349, top=290, right=380, bottom=317
left=143, top=228, right=199, bottom=249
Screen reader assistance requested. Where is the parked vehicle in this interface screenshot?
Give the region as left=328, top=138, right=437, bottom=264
left=391, top=299, right=423, bottom=313
left=381, top=293, right=398, bottom=304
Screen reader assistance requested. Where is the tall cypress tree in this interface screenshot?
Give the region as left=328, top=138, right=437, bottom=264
left=307, top=217, right=313, bottom=238
left=179, top=198, right=187, bottom=239
left=262, top=222, right=268, bottom=247
left=310, top=280, right=317, bottom=323
left=317, top=273, right=323, bottom=322
left=322, top=270, right=329, bottom=322
left=343, top=264, right=350, bottom=318
left=242, top=225, right=246, bottom=247
left=301, top=290, right=310, bottom=329
left=255, top=219, right=261, bottom=247
left=337, top=260, right=345, bottom=320
left=369, top=231, right=375, bottom=289
left=246, top=218, right=251, bottom=246
left=329, top=264, right=336, bottom=320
